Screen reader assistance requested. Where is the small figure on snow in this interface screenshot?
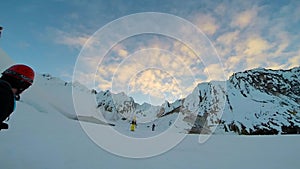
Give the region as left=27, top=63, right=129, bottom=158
left=152, top=123, right=156, bottom=131
left=0, top=26, right=3, bottom=38
left=0, top=64, right=35, bottom=130
left=130, top=117, right=137, bottom=131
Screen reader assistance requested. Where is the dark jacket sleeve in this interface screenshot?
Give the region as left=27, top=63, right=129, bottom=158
left=0, top=80, right=15, bottom=122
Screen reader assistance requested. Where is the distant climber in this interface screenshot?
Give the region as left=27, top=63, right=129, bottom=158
left=152, top=123, right=156, bottom=131
left=0, top=26, right=3, bottom=38
left=0, top=64, right=35, bottom=130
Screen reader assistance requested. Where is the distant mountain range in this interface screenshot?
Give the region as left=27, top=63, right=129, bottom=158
left=96, top=67, right=300, bottom=135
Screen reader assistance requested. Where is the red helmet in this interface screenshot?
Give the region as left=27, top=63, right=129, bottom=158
left=2, top=64, right=35, bottom=85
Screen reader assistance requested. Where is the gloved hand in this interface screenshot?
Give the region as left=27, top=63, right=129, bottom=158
left=0, top=122, right=9, bottom=130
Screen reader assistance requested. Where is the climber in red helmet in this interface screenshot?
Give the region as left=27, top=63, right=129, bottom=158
left=0, top=64, right=35, bottom=130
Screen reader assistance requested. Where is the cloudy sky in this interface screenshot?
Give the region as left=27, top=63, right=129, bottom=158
left=1, top=0, right=300, bottom=105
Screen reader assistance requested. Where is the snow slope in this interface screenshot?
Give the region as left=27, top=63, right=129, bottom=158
left=1, top=106, right=300, bottom=169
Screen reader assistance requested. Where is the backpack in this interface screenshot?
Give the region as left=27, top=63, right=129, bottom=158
left=0, top=79, right=15, bottom=123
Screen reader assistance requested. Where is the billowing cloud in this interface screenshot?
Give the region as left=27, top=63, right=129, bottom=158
left=217, top=31, right=240, bottom=46
left=204, top=63, right=227, bottom=81
left=51, top=28, right=90, bottom=50
left=231, top=8, right=258, bottom=29
left=225, top=55, right=244, bottom=71
left=128, top=69, right=183, bottom=104
left=117, top=49, right=128, bottom=58
left=244, top=36, right=272, bottom=56
left=193, top=14, right=219, bottom=35
left=288, top=52, right=300, bottom=68
left=273, top=32, right=290, bottom=56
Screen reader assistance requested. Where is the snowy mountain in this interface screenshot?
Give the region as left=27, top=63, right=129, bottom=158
left=222, top=67, right=300, bottom=134
left=95, top=67, right=300, bottom=135
left=175, top=67, right=300, bottom=135
left=177, top=67, right=299, bottom=135
left=96, top=90, right=162, bottom=123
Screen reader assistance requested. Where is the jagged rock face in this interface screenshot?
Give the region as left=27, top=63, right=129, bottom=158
left=96, top=90, right=161, bottom=122
left=229, top=67, right=300, bottom=103
left=96, top=90, right=134, bottom=121
left=181, top=81, right=226, bottom=134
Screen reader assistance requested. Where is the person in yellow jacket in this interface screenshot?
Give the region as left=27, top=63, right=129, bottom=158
left=130, top=117, right=137, bottom=131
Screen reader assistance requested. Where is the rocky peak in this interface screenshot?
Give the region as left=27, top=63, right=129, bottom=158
left=229, top=67, right=300, bottom=102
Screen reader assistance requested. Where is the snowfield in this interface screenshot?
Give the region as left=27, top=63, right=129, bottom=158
left=1, top=102, right=300, bottom=169
left=0, top=79, right=299, bottom=169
